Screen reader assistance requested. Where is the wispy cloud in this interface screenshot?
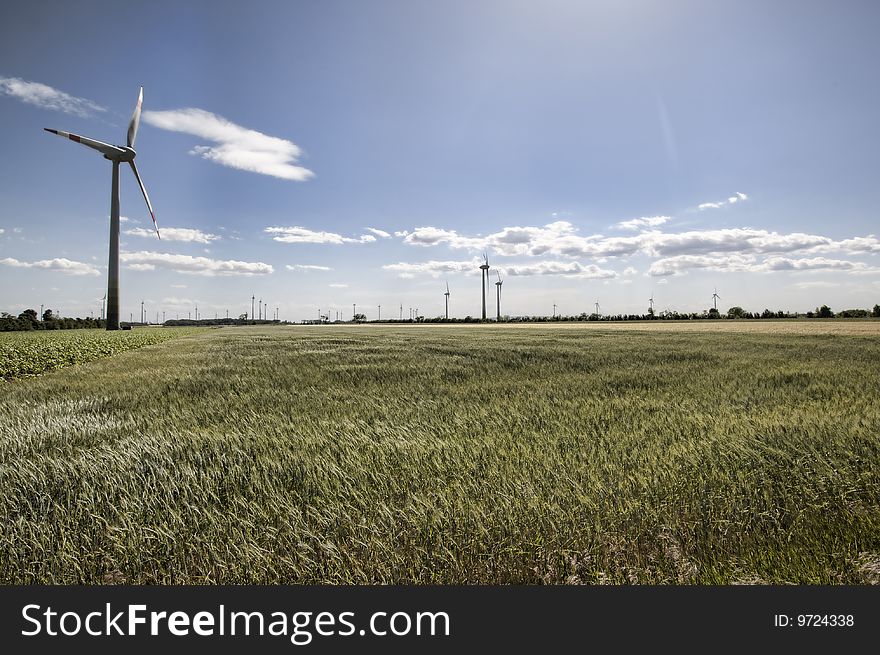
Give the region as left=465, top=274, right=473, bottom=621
left=615, top=216, right=671, bottom=231
left=365, top=227, right=391, bottom=238
left=286, top=264, right=333, bottom=271
left=698, top=191, right=748, bottom=210
left=790, top=281, right=840, bottom=289
left=500, top=261, right=618, bottom=278
left=266, top=226, right=376, bottom=244
left=328, top=283, right=348, bottom=288
left=0, top=256, right=100, bottom=276
left=125, top=227, right=220, bottom=244
left=382, top=259, right=479, bottom=278
left=142, top=108, right=314, bottom=181
left=161, top=296, right=199, bottom=306
left=0, top=77, right=105, bottom=117
left=121, top=251, right=273, bottom=276
left=648, top=254, right=878, bottom=277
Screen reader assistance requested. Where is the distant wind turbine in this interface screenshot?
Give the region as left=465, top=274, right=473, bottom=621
left=44, top=87, right=159, bottom=330
left=495, top=271, right=503, bottom=321
left=444, top=281, right=450, bottom=319
left=480, top=252, right=490, bottom=320
left=595, top=299, right=600, bottom=316
left=712, top=287, right=721, bottom=310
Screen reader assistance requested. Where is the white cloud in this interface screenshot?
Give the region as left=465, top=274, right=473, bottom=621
left=142, top=108, right=314, bottom=181
left=0, top=228, right=4, bottom=235
left=395, top=221, right=880, bottom=272
left=161, top=296, right=198, bottom=306
left=328, top=283, right=348, bottom=288
left=121, top=251, right=273, bottom=276
left=790, top=281, right=840, bottom=289
left=615, top=216, right=671, bottom=231
left=382, top=259, right=480, bottom=278
left=0, top=256, right=100, bottom=276
left=501, top=261, right=618, bottom=279
left=622, top=266, right=638, bottom=276
left=266, top=226, right=376, bottom=245
left=365, top=227, right=391, bottom=238
left=0, top=77, right=105, bottom=117
left=698, top=191, right=749, bottom=210
left=286, top=264, right=333, bottom=271
left=125, top=227, right=220, bottom=244
left=649, top=254, right=877, bottom=277
left=170, top=284, right=187, bottom=289
left=826, top=235, right=880, bottom=254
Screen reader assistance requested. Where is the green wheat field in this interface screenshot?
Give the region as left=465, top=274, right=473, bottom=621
left=1, top=322, right=878, bottom=584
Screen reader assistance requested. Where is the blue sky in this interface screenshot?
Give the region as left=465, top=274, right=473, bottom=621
left=1, top=0, right=879, bottom=320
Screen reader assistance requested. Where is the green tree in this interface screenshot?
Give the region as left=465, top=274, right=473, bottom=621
left=727, top=306, right=745, bottom=319
left=872, top=304, right=880, bottom=318
left=817, top=305, right=834, bottom=318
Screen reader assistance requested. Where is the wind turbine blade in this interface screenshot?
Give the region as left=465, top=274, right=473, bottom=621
left=128, top=161, right=160, bottom=239
left=44, top=128, right=125, bottom=157
left=127, top=86, right=143, bottom=148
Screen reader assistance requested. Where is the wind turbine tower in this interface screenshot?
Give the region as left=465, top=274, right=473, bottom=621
left=479, top=252, right=490, bottom=320
left=712, top=287, right=721, bottom=310
left=495, top=271, right=503, bottom=321
left=595, top=300, right=600, bottom=316
left=649, top=293, right=655, bottom=314
left=251, top=295, right=255, bottom=320
left=45, top=87, right=160, bottom=330
left=444, top=281, right=450, bottom=319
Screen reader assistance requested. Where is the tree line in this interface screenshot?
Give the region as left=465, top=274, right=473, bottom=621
left=0, top=309, right=106, bottom=331
left=2, top=303, right=879, bottom=330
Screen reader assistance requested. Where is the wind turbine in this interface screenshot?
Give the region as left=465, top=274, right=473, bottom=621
left=594, top=299, right=601, bottom=316
left=649, top=292, right=655, bottom=314
left=45, top=87, right=159, bottom=330
left=495, top=271, right=503, bottom=321
left=479, top=252, right=490, bottom=320
left=553, top=303, right=557, bottom=319
left=712, top=287, right=721, bottom=310
left=444, top=281, right=450, bottom=319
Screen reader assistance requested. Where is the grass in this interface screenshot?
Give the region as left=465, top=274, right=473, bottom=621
left=0, top=322, right=878, bottom=584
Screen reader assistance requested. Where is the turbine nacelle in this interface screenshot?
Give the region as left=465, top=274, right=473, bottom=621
left=103, top=146, right=137, bottom=163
